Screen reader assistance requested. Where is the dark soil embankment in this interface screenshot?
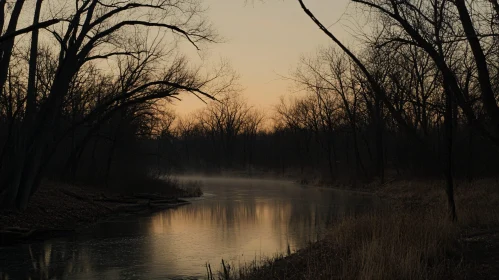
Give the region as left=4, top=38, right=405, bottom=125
left=0, top=179, right=200, bottom=246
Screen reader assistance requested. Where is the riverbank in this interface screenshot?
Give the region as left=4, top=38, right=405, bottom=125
left=215, top=179, right=499, bottom=280
left=0, top=178, right=202, bottom=246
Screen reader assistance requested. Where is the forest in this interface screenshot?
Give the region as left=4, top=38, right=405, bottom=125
left=1, top=0, right=499, bottom=216
left=0, top=0, right=236, bottom=210
left=86, top=0, right=499, bottom=224
left=1, top=0, right=499, bottom=278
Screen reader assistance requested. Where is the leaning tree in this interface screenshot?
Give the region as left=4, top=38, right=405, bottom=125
left=0, top=0, right=229, bottom=210
left=295, top=0, right=499, bottom=220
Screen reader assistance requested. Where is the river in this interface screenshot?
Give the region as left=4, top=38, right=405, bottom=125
left=0, top=176, right=375, bottom=280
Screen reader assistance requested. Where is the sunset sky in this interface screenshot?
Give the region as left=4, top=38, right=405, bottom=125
left=172, top=0, right=353, bottom=115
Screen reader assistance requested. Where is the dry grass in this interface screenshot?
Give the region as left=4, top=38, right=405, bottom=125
left=327, top=210, right=459, bottom=280
left=213, top=179, right=499, bottom=280
left=378, top=179, right=499, bottom=228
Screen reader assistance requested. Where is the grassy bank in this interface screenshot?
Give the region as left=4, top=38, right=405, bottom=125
left=211, top=179, right=499, bottom=280
left=0, top=176, right=203, bottom=245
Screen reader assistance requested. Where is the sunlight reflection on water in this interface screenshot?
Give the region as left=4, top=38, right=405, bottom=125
left=0, top=176, right=375, bottom=280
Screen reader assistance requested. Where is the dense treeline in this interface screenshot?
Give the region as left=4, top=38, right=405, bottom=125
left=159, top=49, right=499, bottom=182
left=156, top=0, right=499, bottom=220
left=299, top=0, right=499, bottom=220
left=0, top=0, right=232, bottom=210
left=2, top=0, right=499, bottom=220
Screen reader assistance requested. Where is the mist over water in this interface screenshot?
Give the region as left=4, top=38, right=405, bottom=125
left=0, top=176, right=375, bottom=279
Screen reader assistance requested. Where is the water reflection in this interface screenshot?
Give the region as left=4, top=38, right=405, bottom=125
left=0, top=177, right=374, bottom=280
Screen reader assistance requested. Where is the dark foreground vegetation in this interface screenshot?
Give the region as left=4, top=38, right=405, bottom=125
left=0, top=0, right=231, bottom=211
left=2, top=0, right=499, bottom=278
left=207, top=180, right=499, bottom=280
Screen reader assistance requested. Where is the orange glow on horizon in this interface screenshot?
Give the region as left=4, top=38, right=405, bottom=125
left=173, top=0, right=352, bottom=116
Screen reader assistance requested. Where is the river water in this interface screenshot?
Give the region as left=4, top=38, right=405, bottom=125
left=0, top=176, right=375, bottom=280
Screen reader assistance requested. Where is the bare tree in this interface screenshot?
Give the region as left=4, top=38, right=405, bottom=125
left=292, top=0, right=499, bottom=220
left=0, top=0, right=226, bottom=210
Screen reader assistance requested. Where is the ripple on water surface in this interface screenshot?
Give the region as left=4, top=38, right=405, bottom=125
left=0, top=176, right=375, bottom=279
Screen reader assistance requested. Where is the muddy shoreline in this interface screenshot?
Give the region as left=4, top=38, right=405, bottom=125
left=0, top=181, right=196, bottom=246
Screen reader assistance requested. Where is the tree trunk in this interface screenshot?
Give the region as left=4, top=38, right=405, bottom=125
left=16, top=144, right=46, bottom=210
left=327, top=146, right=334, bottom=181
left=375, top=98, right=385, bottom=183
left=352, top=128, right=367, bottom=179
left=467, top=124, right=474, bottom=182
left=62, top=126, right=100, bottom=180
left=444, top=86, right=457, bottom=221
left=25, top=0, right=43, bottom=122
left=0, top=0, right=6, bottom=33
left=454, top=0, right=499, bottom=127
left=0, top=131, right=48, bottom=210
left=0, top=0, right=26, bottom=93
